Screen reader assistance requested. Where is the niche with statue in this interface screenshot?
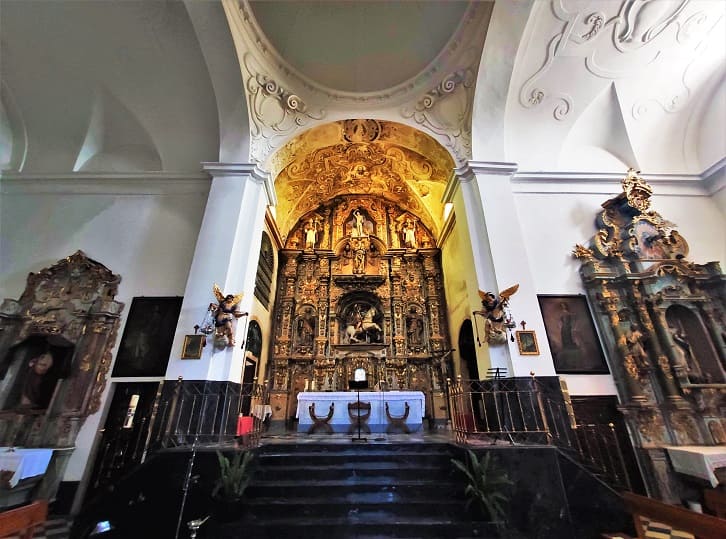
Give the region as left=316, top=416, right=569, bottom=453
left=0, top=251, right=123, bottom=448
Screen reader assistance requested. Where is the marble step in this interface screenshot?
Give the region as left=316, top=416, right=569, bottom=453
left=258, top=451, right=454, bottom=467
left=246, top=478, right=464, bottom=499
left=207, top=515, right=503, bottom=539
left=254, top=462, right=456, bottom=481
left=242, top=498, right=467, bottom=519
left=257, top=442, right=454, bottom=453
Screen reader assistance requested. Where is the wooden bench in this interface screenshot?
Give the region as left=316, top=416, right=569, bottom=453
left=0, top=500, right=47, bottom=539
left=703, top=488, right=726, bottom=518
left=622, top=491, right=726, bottom=539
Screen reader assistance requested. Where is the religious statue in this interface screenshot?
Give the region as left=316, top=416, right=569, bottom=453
left=353, top=248, right=366, bottom=274
left=401, top=218, right=417, bottom=249
left=20, top=351, right=56, bottom=409
left=353, top=209, right=366, bottom=238
left=671, top=328, right=705, bottom=382
left=343, top=304, right=383, bottom=344
left=212, top=284, right=245, bottom=347
left=296, top=308, right=316, bottom=351
left=476, top=284, right=519, bottom=345
left=406, top=308, right=424, bottom=347
left=304, top=218, right=318, bottom=250
left=624, top=324, right=648, bottom=369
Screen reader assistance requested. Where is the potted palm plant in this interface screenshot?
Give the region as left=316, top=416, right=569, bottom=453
left=451, top=449, right=512, bottom=524
left=211, top=449, right=255, bottom=523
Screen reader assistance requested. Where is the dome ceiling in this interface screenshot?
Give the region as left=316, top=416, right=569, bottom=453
left=248, top=1, right=470, bottom=93
left=272, top=120, right=454, bottom=241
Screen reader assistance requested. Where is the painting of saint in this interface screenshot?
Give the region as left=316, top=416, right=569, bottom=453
left=538, top=295, right=608, bottom=374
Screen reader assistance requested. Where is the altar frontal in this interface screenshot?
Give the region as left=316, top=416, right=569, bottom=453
left=296, top=391, right=425, bottom=434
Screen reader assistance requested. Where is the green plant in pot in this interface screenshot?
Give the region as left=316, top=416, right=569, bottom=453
left=451, top=449, right=513, bottom=524
left=211, top=449, right=255, bottom=522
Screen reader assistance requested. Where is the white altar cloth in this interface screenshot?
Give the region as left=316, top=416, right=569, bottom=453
left=665, top=445, right=726, bottom=487
left=0, top=448, right=53, bottom=488
left=296, top=391, right=425, bottom=433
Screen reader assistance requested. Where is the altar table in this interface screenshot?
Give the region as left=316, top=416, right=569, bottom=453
left=296, top=391, right=425, bottom=433
left=665, top=445, right=726, bottom=487
left=0, top=448, right=53, bottom=488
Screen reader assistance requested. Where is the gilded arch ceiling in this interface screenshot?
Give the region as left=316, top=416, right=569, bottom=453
left=271, top=120, right=455, bottom=242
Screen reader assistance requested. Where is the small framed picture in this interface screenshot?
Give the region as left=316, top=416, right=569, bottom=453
left=516, top=330, right=539, bottom=355
left=181, top=335, right=205, bottom=360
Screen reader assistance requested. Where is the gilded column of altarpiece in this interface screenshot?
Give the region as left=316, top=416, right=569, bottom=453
left=574, top=170, right=725, bottom=501
left=268, top=195, right=451, bottom=426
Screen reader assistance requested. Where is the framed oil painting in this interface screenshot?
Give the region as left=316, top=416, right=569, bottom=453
left=181, top=335, right=205, bottom=360
left=112, top=297, right=183, bottom=377
left=537, top=295, right=609, bottom=374
left=516, top=330, right=539, bottom=355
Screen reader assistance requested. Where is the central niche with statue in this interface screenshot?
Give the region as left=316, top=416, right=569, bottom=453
left=268, top=195, right=451, bottom=426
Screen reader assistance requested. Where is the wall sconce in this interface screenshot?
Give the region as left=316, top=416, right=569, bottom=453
left=473, top=284, right=519, bottom=346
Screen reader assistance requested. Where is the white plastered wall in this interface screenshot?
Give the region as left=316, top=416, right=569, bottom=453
left=0, top=178, right=209, bottom=481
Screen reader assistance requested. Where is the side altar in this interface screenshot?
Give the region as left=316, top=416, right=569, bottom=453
left=296, top=391, right=425, bottom=434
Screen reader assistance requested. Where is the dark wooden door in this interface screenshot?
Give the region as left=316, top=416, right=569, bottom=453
left=86, top=382, right=160, bottom=499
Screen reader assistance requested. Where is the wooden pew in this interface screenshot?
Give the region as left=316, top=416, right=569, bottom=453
left=703, top=488, right=726, bottom=519
left=0, top=500, right=47, bottom=539
left=622, top=491, right=726, bottom=539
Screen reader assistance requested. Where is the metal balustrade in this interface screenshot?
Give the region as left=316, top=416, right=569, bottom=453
left=447, top=376, right=631, bottom=490
left=154, top=379, right=269, bottom=449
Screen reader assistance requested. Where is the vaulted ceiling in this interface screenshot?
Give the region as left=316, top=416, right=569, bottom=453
left=2, top=1, right=724, bottom=226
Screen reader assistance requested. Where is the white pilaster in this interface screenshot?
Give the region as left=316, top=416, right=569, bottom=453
left=166, top=163, right=275, bottom=383
left=461, top=162, right=556, bottom=377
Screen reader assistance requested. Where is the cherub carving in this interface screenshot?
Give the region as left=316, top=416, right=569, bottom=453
left=212, top=284, right=245, bottom=347
left=476, top=284, right=519, bottom=345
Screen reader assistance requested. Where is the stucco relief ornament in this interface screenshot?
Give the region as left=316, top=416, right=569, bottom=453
left=401, top=69, right=475, bottom=164
left=243, top=54, right=325, bottom=163
left=581, top=12, right=605, bottom=41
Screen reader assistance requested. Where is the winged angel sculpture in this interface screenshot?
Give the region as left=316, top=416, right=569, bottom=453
left=476, top=284, right=519, bottom=345
left=212, top=284, right=245, bottom=347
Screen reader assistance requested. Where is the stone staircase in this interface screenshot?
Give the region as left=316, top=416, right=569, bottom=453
left=208, top=441, right=502, bottom=539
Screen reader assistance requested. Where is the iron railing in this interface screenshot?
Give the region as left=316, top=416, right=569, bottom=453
left=447, top=376, right=631, bottom=490
left=151, top=378, right=269, bottom=450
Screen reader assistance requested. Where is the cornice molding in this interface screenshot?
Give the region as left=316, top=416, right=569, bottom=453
left=202, top=162, right=277, bottom=206
left=511, top=170, right=707, bottom=196
left=0, top=172, right=210, bottom=195
left=702, top=157, right=726, bottom=196
left=467, top=161, right=519, bottom=176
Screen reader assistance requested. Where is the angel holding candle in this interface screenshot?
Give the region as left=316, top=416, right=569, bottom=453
left=212, top=284, right=245, bottom=347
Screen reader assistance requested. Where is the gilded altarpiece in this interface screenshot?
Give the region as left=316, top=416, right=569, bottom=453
left=574, top=171, right=725, bottom=502
left=0, top=251, right=124, bottom=448
left=268, top=196, right=451, bottom=428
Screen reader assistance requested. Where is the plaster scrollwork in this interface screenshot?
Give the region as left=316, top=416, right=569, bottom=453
left=581, top=12, right=606, bottom=41
left=631, top=10, right=715, bottom=120
left=243, top=53, right=325, bottom=163
left=517, top=33, right=574, bottom=121
left=400, top=68, right=475, bottom=164
left=614, top=0, right=689, bottom=52
left=519, top=0, right=707, bottom=122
